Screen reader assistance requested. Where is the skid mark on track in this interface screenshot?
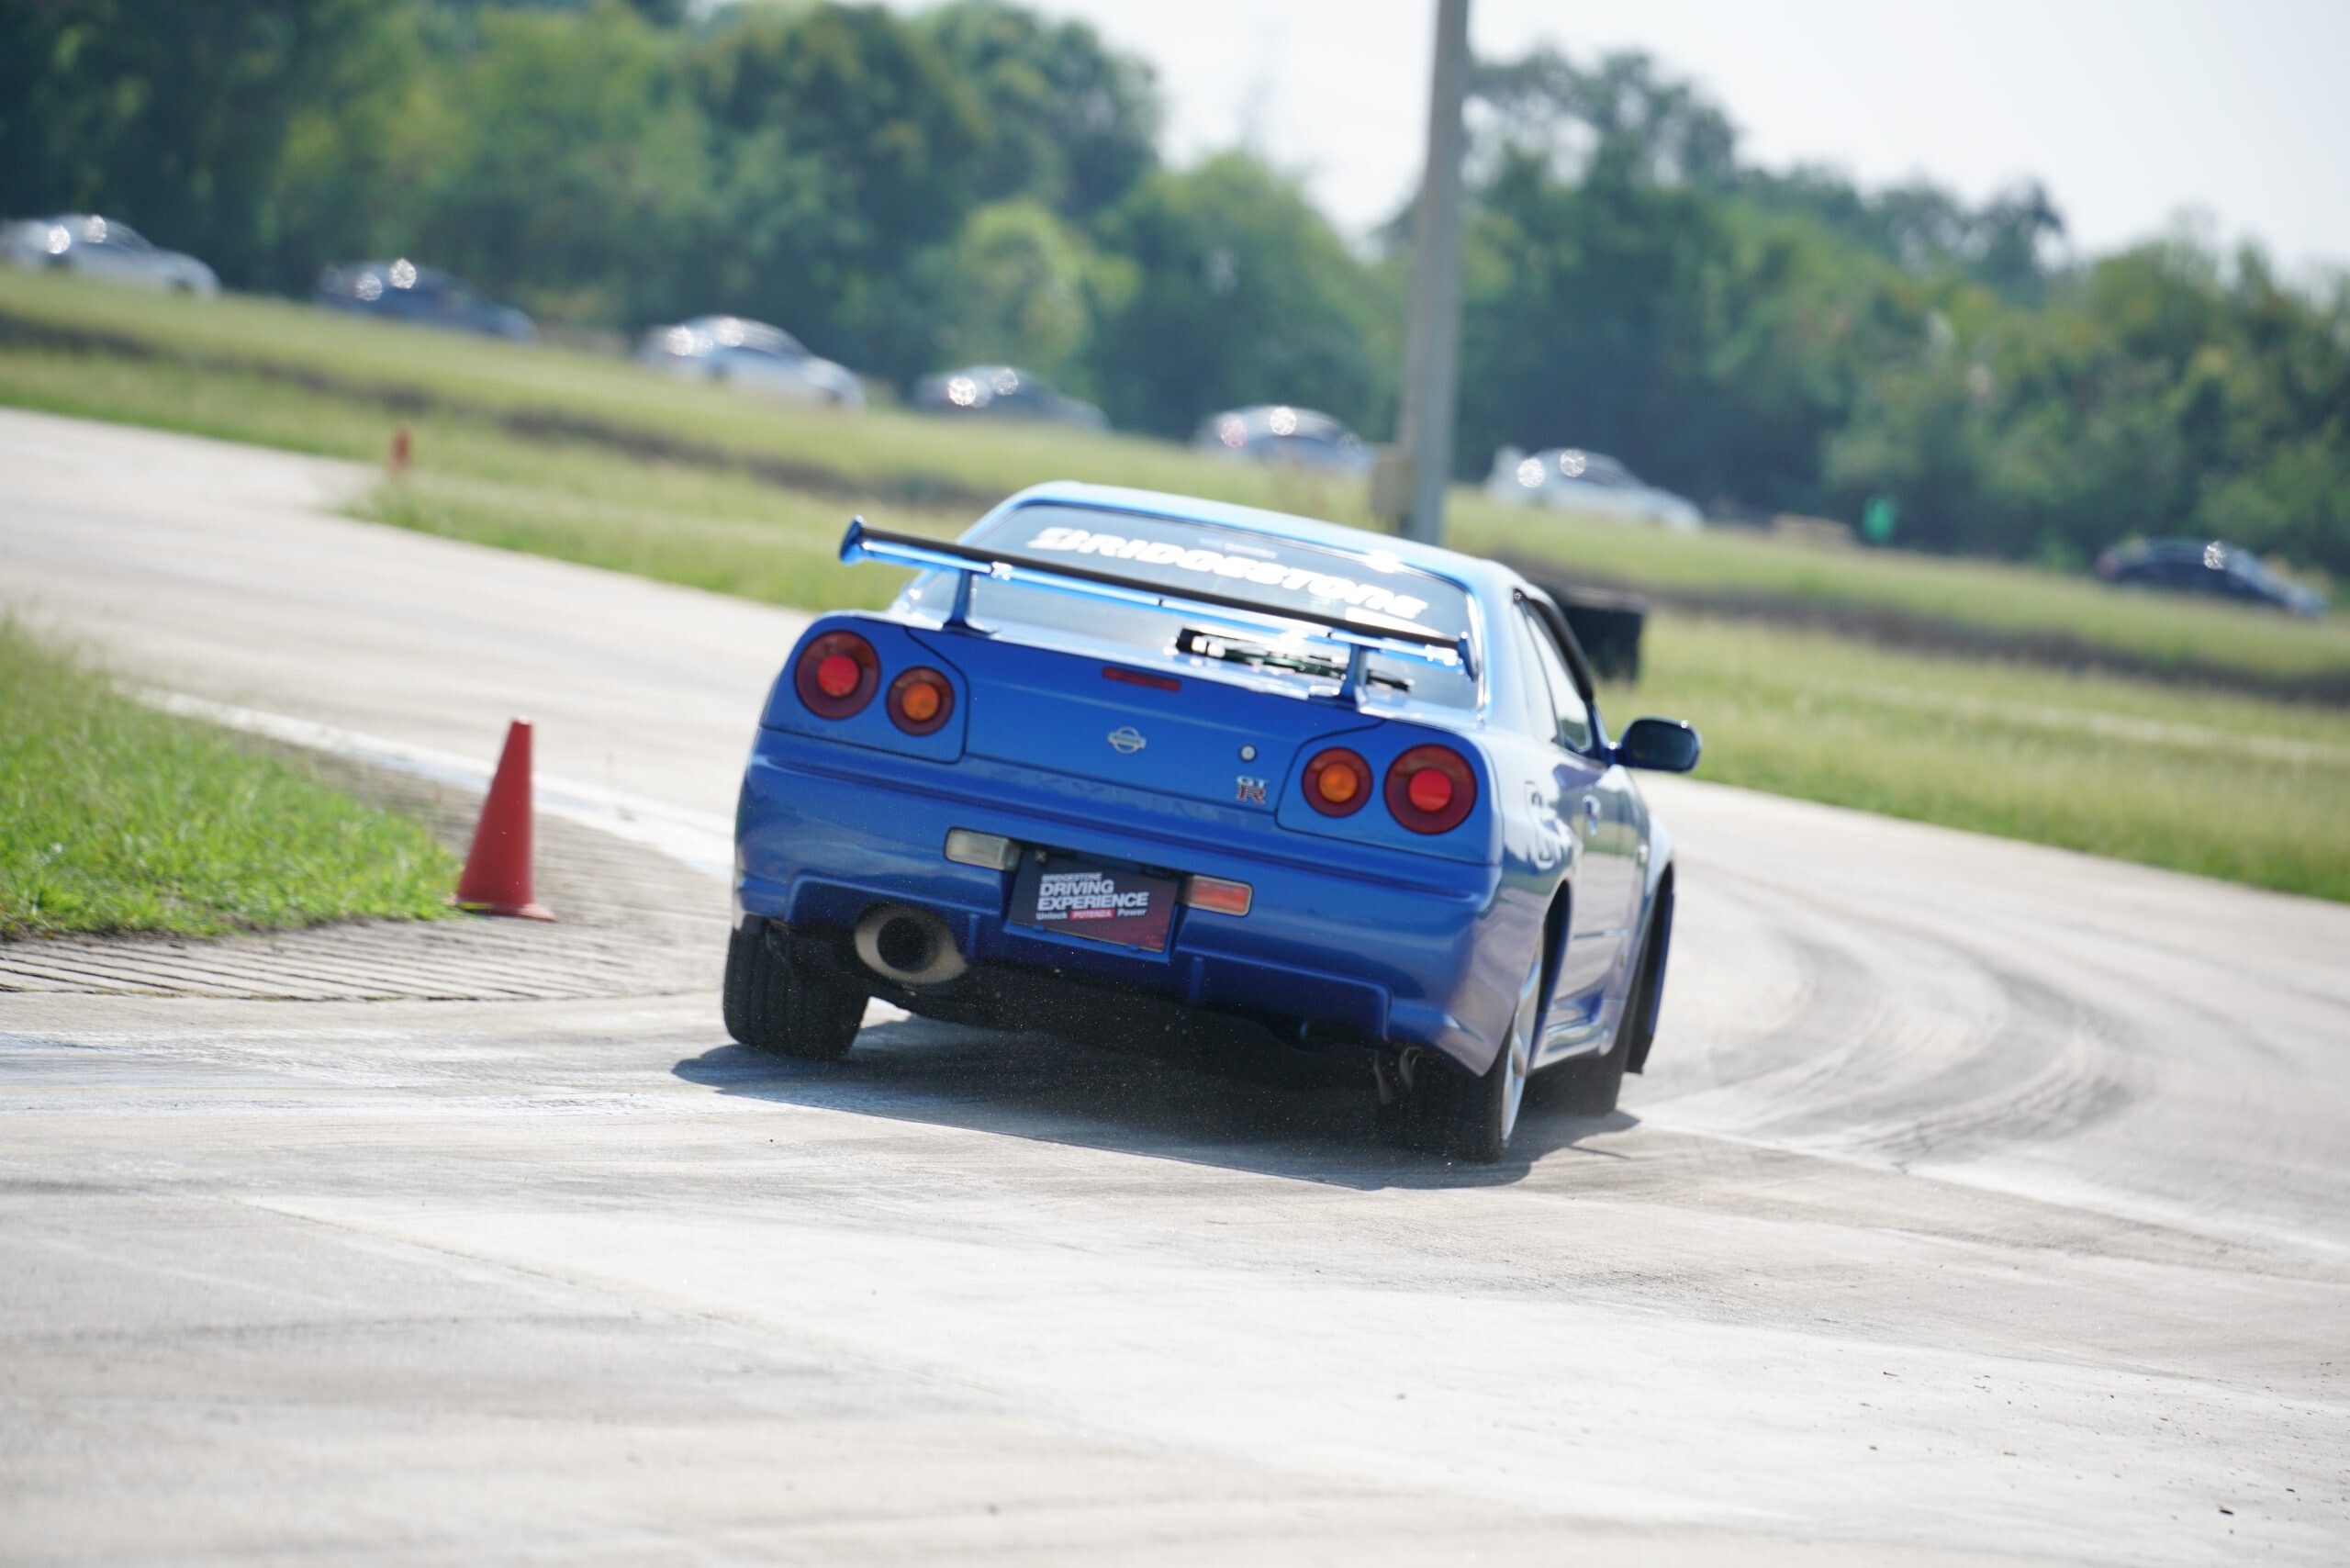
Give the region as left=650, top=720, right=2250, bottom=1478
left=1640, top=864, right=2140, bottom=1174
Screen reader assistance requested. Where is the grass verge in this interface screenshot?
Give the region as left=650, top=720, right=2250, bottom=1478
left=1606, top=617, right=2350, bottom=902
left=3, top=280, right=2345, bottom=902
left=3, top=270, right=2343, bottom=695
left=0, top=621, right=455, bottom=937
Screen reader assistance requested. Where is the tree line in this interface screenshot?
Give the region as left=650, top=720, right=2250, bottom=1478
left=4, top=0, right=2344, bottom=577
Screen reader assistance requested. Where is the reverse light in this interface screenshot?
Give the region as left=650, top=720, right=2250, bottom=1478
left=888, top=666, right=955, bottom=735
left=1303, top=746, right=1371, bottom=817
left=944, top=828, right=1020, bottom=870
left=1385, top=745, right=1476, bottom=834
left=1181, top=875, right=1253, bottom=917
left=795, top=631, right=878, bottom=718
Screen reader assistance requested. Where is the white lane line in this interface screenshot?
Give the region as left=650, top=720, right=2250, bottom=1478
left=141, top=691, right=735, bottom=883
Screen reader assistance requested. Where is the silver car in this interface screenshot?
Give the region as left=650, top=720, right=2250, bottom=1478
left=1194, top=405, right=1371, bottom=476
left=638, top=316, right=865, bottom=409
left=1486, top=446, right=1701, bottom=532
left=0, top=214, right=218, bottom=296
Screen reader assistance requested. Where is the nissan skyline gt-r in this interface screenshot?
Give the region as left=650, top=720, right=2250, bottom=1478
left=725, top=484, right=1700, bottom=1161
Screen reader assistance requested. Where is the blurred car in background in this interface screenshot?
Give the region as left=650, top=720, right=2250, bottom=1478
left=637, top=316, right=865, bottom=409
left=912, top=365, right=1107, bottom=431
left=1486, top=446, right=1702, bottom=532
left=1194, top=405, right=1371, bottom=476
left=2095, top=538, right=2327, bottom=615
left=0, top=214, right=218, bottom=296
left=314, top=259, right=533, bottom=341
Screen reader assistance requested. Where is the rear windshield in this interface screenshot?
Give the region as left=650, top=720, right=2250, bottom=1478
left=903, top=503, right=1477, bottom=710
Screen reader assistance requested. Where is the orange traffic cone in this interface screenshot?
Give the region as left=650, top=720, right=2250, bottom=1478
left=452, top=719, right=554, bottom=921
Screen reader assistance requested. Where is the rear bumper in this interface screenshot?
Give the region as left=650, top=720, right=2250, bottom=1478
left=734, top=735, right=1528, bottom=1073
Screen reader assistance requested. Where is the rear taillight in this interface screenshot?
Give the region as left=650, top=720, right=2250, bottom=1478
left=888, top=666, right=955, bottom=734
left=1385, top=745, right=1476, bottom=834
left=1181, top=875, right=1253, bottom=916
left=1303, top=746, right=1371, bottom=817
left=795, top=631, right=878, bottom=718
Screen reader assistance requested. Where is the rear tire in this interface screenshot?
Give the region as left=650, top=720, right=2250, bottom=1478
left=1446, top=1038, right=1523, bottom=1164
left=723, top=918, right=867, bottom=1061
left=1376, top=948, right=1539, bottom=1164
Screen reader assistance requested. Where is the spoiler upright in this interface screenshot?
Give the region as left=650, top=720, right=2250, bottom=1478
left=840, top=517, right=1475, bottom=700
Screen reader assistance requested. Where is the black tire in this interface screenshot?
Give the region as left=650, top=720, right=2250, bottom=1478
left=722, top=918, right=867, bottom=1061
left=1445, top=1044, right=1520, bottom=1163
left=1375, top=940, right=1540, bottom=1163
left=1549, top=1023, right=1629, bottom=1116
left=1625, top=880, right=1673, bottom=1075
left=1550, top=913, right=1663, bottom=1115
left=1373, top=1042, right=1520, bottom=1164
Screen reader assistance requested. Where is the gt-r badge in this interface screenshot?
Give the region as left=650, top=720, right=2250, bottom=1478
left=1107, top=725, right=1147, bottom=755
left=1235, top=776, right=1269, bottom=805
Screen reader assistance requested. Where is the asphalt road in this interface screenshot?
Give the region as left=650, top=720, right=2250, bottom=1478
left=3, top=409, right=2345, bottom=1564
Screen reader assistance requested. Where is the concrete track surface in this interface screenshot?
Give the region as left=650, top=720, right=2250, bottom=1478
left=2, top=410, right=2344, bottom=1564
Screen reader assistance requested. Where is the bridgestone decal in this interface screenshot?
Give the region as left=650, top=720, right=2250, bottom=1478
left=1024, top=525, right=1432, bottom=624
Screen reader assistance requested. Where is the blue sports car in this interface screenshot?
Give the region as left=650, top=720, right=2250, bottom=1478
left=726, top=484, right=1700, bottom=1160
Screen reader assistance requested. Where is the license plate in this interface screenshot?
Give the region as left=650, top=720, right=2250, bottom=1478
left=1009, top=854, right=1177, bottom=952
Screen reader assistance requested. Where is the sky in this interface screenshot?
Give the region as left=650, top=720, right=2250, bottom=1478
left=911, top=0, right=2350, bottom=272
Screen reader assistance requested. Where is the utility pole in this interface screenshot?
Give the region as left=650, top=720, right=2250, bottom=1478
left=1394, top=0, right=1470, bottom=545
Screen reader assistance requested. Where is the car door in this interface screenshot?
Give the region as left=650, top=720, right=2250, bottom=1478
left=76, top=226, right=140, bottom=285
left=1514, top=601, right=1635, bottom=1035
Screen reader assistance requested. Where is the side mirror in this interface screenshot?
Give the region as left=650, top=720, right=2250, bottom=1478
left=1615, top=717, right=1701, bottom=773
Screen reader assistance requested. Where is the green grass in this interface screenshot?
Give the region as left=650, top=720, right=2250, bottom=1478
left=3, top=267, right=2344, bottom=695
left=361, top=469, right=919, bottom=611
left=0, top=621, right=455, bottom=937
left=4, top=274, right=2347, bottom=902
left=0, top=268, right=1366, bottom=514
left=1606, top=618, right=2350, bottom=901
left=1457, top=497, right=2350, bottom=690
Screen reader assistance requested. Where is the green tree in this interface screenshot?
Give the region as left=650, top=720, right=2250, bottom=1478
left=1087, top=152, right=1389, bottom=437
left=1470, top=48, right=1738, bottom=188
left=1455, top=141, right=1734, bottom=494
left=269, top=6, right=445, bottom=292
left=915, top=199, right=1115, bottom=389
left=688, top=3, right=986, bottom=374
left=919, top=1, right=1159, bottom=218
left=0, top=0, right=391, bottom=284
left=414, top=2, right=709, bottom=325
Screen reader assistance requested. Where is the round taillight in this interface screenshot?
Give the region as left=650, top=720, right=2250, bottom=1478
left=887, top=666, right=955, bottom=735
left=1385, top=745, right=1476, bottom=834
left=794, top=630, right=878, bottom=718
left=815, top=655, right=860, bottom=699
left=1303, top=746, right=1371, bottom=817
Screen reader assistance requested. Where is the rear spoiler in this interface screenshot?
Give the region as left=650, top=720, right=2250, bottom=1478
left=840, top=517, right=1475, bottom=699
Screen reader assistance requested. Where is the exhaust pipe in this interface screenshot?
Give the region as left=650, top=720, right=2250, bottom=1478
left=854, top=904, right=967, bottom=987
